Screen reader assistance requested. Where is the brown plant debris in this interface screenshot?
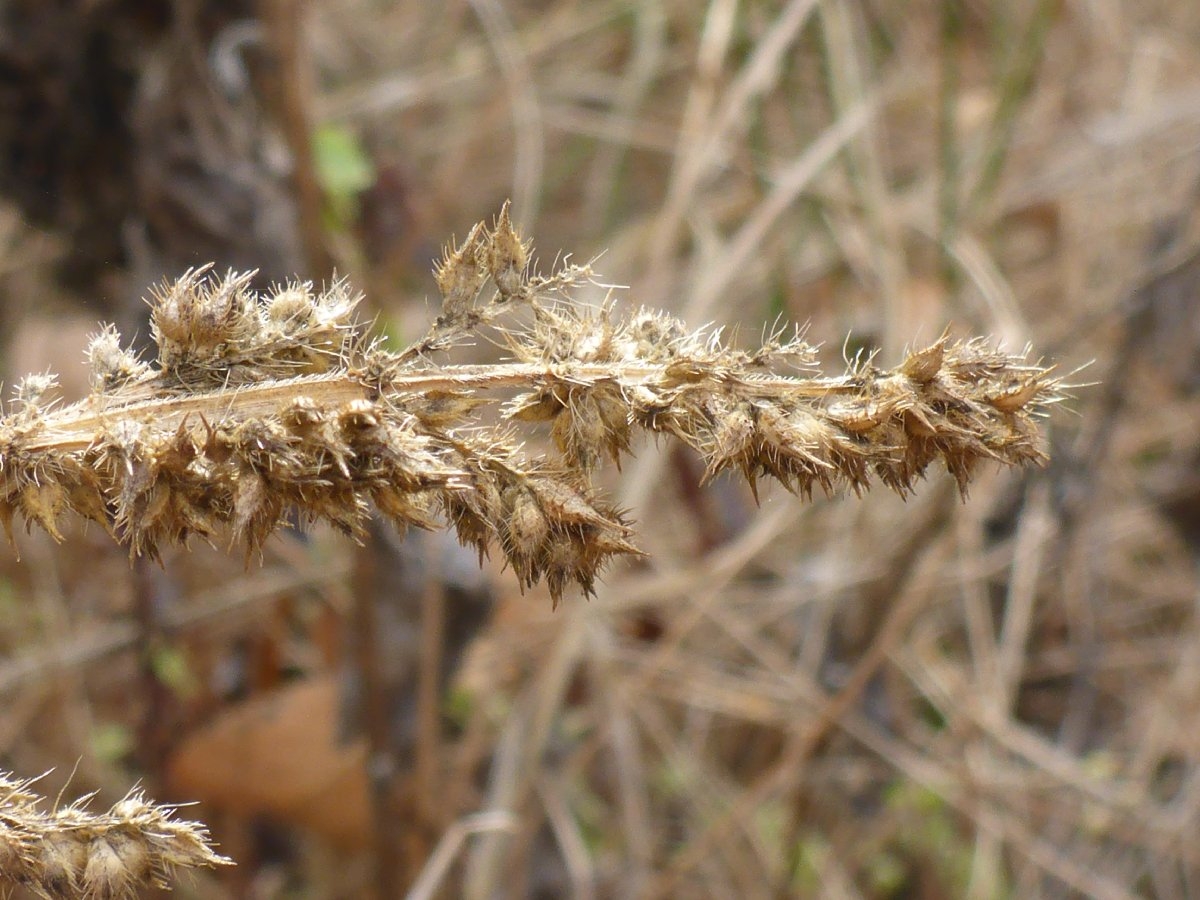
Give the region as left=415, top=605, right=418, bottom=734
left=0, top=205, right=1063, bottom=605
left=0, top=772, right=231, bottom=899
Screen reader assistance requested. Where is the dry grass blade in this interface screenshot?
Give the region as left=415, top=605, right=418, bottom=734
left=0, top=204, right=1062, bottom=608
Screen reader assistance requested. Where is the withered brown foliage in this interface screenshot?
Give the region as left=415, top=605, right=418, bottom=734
left=0, top=205, right=1061, bottom=609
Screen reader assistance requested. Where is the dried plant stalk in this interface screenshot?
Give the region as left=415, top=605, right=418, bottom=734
left=0, top=204, right=1062, bottom=606
left=0, top=772, right=230, bottom=898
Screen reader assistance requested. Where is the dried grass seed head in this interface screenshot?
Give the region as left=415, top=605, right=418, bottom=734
left=0, top=206, right=1066, bottom=607
left=0, top=779, right=232, bottom=899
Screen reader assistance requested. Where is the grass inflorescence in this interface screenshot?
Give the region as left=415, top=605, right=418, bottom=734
left=0, top=772, right=230, bottom=899
left=0, top=204, right=1062, bottom=607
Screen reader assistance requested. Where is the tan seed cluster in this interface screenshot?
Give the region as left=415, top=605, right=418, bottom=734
left=0, top=203, right=1063, bottom=606
left=0, top=773, right=230, bottom=899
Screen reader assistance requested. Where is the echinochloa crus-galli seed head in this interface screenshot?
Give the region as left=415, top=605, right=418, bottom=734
left=0, top=772, right=231, bottom=899
left=0, top=203, right=1064, bottom=608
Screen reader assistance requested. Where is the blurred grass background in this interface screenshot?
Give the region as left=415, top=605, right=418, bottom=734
left=2, top=0, right=1200, bottom=897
